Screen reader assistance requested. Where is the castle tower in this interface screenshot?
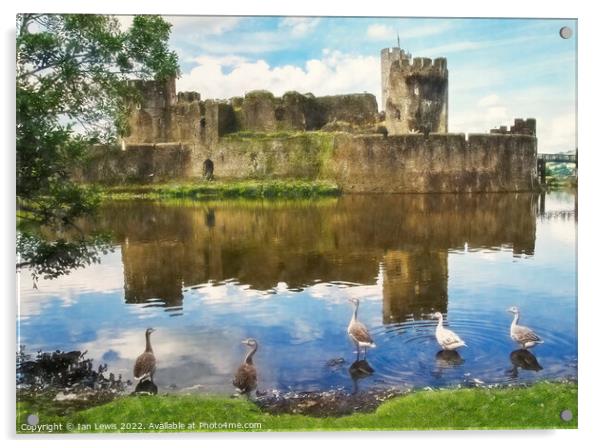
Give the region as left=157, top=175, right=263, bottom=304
left=124, top=76, right=177, bottom=144
left=380, top=47, right=448, bottom=135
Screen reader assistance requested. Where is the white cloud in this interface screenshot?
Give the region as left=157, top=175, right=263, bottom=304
left=451, top=89, right=576, bottom=153
left=538, top=111, right=577, bottom=153
left=477, top=94, right=502, bottom=107
left=367, top=24, right=394, bottom=40
left=178, top=50, right=381, bottom=105
left=279, top=17, right=321, bottom=37
left=18, top=250, right=124, bottom=319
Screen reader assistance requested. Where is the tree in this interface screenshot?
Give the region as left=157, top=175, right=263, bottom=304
left=16, top=14, right=179, bottom=280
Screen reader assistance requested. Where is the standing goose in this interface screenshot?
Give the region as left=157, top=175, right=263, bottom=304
left=133, top=328, right=156, bottom=382
left=507, top=306, right=543, bottom=348
left=347, top=298, right=376, bottom=359
left=432, top=312, right=466, bottom=351
left=233, top=338, right=258, bottom=395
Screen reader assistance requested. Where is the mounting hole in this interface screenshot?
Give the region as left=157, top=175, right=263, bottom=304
left=27, top=414, right=39, bottom=425
left=560, top=409, right=573, bottom=421
left=559, top=26, right=573, bottom=39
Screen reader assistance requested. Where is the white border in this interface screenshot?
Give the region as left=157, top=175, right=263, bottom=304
left=3, top=1, right=600, bottom=447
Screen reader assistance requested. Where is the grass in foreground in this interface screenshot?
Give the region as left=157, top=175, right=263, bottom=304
left=17, top=382, right=577, bottom=433
left=98, top=180, right=341, bottom=200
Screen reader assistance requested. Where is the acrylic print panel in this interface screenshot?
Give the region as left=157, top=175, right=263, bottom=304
left=16, top=15, right=577, bottom=433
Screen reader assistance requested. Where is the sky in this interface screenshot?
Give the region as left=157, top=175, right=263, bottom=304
left=122, top=16, right=577, bottom=153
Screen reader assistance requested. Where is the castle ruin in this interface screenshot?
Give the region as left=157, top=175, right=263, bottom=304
left=381, top=47, right=448, bottom=135
left=80, top=46, right=539, bottom=193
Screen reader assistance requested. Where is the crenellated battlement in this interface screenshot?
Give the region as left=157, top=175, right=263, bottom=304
left=127, top=77, right=176, bottom=109
left=392, top=56, right=448, bottom=78
left=490, top=118, right=536, bottom=136
left=177, top=91, right=201, bottom=103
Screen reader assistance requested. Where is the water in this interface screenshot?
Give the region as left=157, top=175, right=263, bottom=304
left=17, top=191, right=577, bottom=395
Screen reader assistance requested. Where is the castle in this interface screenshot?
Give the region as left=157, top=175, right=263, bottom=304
left=80, top=46, right=539, bottom=193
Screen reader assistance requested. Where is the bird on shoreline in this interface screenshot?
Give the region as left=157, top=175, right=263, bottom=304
left=133, top=328, right=156, bottom=382
left=233, top=338, right=258, bottom=395
left=507, top=306, right=544, bottom=349
left=347, top=298, right=376, bottom=359
left=431, top=312, right=466, bottom=351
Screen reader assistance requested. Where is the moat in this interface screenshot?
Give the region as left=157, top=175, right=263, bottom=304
left=18, top=191, right=577, bottom=395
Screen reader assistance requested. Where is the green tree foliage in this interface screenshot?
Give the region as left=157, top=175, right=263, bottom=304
left=16, top=14, right=179, bottom=280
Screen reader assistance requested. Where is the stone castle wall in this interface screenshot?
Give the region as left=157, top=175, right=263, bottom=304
left=81, top=132, right=538, bottom=193
left=328, top=133, right=538, bottom=193
left=75, top=143, right=190, bottom=183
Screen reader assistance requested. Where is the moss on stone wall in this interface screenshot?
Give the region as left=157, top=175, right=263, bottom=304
left=215, top=131, right=338, bottom=179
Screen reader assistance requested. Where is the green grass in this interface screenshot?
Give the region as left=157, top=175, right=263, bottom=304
left=545, top=175, right=578, bottom=190
left=17, top=382, right=577, bottom=433
left=98, top=179, right=341, bottom=201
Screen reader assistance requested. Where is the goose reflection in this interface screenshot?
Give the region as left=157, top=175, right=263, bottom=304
left=349, top=359, right=374, bottom=395
left=134, top=378, right=158, bottom=395
left=508, top=349, right=543, bottom=379
left=432, top=349, right=464, bottom=378
left=436, top=349, right=464, bottom=368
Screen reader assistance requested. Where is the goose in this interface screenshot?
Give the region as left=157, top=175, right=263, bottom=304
left=347, top=298, right=376, bottom=359
left=431, top=312, right=466, bottom=351
left=233, top=338, right=258, bottom=395
left=507, top=306, right=543, bottom=348
left=133, top=328, right=156, bottom=382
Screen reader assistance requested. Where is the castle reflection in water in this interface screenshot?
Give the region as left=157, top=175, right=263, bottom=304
left=88, top=193, right=545, bottom=324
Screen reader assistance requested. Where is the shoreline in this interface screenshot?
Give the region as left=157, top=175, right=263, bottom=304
left=17, top=380, right=577, bottom=433
left=93, top=180, right=576, bottom=202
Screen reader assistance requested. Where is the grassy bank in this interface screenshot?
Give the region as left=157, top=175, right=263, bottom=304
left=17, top=382, right=577, bottom=433
left=98, top=180, right=341, bottom=201
left=545, top=175, right=578, bottom=190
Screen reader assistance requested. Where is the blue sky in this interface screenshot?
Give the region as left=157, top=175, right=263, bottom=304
left=126, top=16, right=577, bottom=153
